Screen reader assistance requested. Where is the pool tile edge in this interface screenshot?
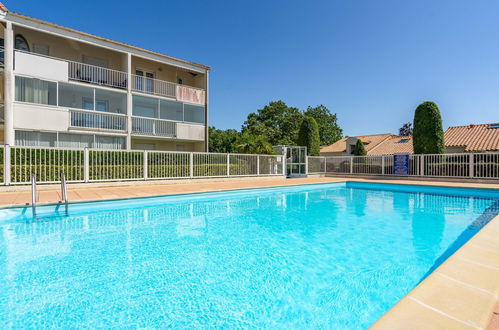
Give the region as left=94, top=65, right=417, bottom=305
left=371, top=214, right=499, bottom=330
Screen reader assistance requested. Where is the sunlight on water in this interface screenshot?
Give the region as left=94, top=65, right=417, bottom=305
left=0, top=183, right=497, bottom=328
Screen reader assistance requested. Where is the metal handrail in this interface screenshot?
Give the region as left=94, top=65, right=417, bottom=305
left=60, top=172, right=68, bottom=204
left=31, top=173, right=37, bottom=216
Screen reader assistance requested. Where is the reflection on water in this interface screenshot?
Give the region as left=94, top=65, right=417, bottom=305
left=0, top=185, right=497, bottom=328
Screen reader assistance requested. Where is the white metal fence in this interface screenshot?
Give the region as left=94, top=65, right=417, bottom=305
left=1, top=146, right=498, bottom=186
left=0, top=145, right=284, bottom=185
left=308, top=153, right=499, bottom=179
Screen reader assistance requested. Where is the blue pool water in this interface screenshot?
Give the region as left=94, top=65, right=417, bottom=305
left=0, top=182, right=498, bottom=328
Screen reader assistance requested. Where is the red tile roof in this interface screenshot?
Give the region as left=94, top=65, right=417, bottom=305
left=444, top=123, right=499, bottom=152
left=368, top=136, right=413, bottom=155
left=320, top=133, right=392, bottom=154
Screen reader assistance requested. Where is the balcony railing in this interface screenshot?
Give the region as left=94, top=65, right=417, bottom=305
left=13, top=49, right=205, bottom=103
left=131, top=74, right=176, bottom=98
left=68, top=61, right=128, bottom=90
left=70, top=109, right=127, bottom=131
left=131, top=117, right=176, bottom=137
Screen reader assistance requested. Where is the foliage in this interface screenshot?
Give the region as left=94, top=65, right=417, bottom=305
left=297, top=116, right=321, bottom=156
left=304, top=105, right=343, bottom=145
left=241, top=101, right=304, bottom=145
left=352, top=139, right=367, bottom=156
left=234, top=133, right=274, bottom=154
left=208, top=126, right=240, bottom=153
left=399, top=122, right=413, bottom=136
left=412, top=101, right=445, bottom=154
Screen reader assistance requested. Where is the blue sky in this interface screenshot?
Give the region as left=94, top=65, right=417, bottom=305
left=7, top=0, right=499, bottom=136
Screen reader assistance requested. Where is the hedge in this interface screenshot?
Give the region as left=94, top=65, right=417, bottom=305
left=7, top=164, right=256, bottom=182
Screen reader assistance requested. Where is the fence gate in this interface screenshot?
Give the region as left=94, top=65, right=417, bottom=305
left=274, top=145, right=308, bottom=178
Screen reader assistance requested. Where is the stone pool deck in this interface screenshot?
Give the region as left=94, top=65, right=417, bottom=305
left=0, top=176, right=498, bottom=329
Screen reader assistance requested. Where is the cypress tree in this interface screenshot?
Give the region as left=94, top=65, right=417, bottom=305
left=412, top=101, right=445, bottom=154
left=297, top=116, right=320, bottom=156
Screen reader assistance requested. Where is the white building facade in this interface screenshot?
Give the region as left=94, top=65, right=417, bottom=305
left=0, top=4, right=209, bottom=152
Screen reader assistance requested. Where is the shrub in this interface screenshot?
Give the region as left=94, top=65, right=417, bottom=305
left=297, top=116, right=320, bottom=156
left=413, top=101, right=445, bottom=154
left=352, top=139, right=367, bottom=156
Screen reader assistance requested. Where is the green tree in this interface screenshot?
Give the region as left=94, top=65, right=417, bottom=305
left=234, top=133, right=274, bottom=154
left=208, top=127, right=240, bottom=153
left=304, top=105, right=343, bottom=145
left=242, top=101, right=303, bottom=145
left=412, top=101, right=445, bottom=154
left=352, top=139, right=367, bottom=156
left=297, top=116, right=320, bottom=156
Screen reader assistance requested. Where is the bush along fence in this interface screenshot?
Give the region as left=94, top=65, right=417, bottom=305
left=307, top=153, right=499, bottom=179
left=0, top=145, right=284, bottom=185
left=1, top=145, right=498, bottom=185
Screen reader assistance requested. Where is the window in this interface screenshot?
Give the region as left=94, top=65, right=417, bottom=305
left=82, top=97, right=94, bottom=110
left=58, top=133, right=93, bottom=148
left=183, top=104, right=205, bottom=124
left=95, top=89, right=126, bottom=114
left=96, top=100, right=109, bottom=112
left=95, top=136, right=125, bottom=149
left=58, top=82, right=94, bottom=110
left=160, top=100, right=183, bottom=121
left=33, top=44, right=49, bottom=56
left=14, top=34, right=29, bottom=51
left=398, top=138, right=410, bottom=143
left=15, top=76, right=57, bottom=105
left=132, top=95, right=158, bottom=118
left=15, top=130, right=56, bottom=147
left=135, top=69, right=154, bottom=93
left=488, top=124, right=499, bottom=129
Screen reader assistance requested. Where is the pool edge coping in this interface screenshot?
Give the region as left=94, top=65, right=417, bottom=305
left=1, top=177, right=498, bottom=328
left=371, top=213, right=499, bottom=329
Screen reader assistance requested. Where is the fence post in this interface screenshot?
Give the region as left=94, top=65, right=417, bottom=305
left=226, top=153, right=230, bottom=177
left=420, top=155, right=425, bottom=176
left=350, top=156, right=354, bottom=174
left=381, top=156, right=385, bottom=175
left=189, top=153, right=194, bottom=178
left=305, top=155, right=309, bottom=175
left=257, top=155, right=260, bottom=176
left=143, top=150, right=148, bottom=180
left=281, top=147, right=288, bottom=177
left=469, top=153, right=474, bottom=178
left=4, top=145, right=11, bottom=185
left=84, top=147, right=89, bottom=183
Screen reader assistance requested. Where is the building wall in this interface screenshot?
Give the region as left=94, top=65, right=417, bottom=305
left=14, top=26, right=125, bottom=71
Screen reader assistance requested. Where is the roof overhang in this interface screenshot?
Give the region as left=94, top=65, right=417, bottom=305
left=2, top=12, right=210, bottom=74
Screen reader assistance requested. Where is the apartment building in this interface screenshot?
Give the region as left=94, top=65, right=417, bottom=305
left=0, top=3, right=209, bottom=151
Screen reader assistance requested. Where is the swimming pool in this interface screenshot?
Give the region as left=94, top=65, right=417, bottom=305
left=0, top=182, right=498, bottom=328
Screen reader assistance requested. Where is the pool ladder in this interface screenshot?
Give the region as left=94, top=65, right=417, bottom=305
left=30, top=172, right=69, bottom=217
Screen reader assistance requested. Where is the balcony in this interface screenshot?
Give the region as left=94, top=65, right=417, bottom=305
left=131, top=117, right=176, bottom=137
left=68, top=61, right=127, bottom=90
left=70, top=110, right=127, bottom=132
left=14, top=50, right=206, bottom=105
left=131, top=117, right=205, bottom=141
